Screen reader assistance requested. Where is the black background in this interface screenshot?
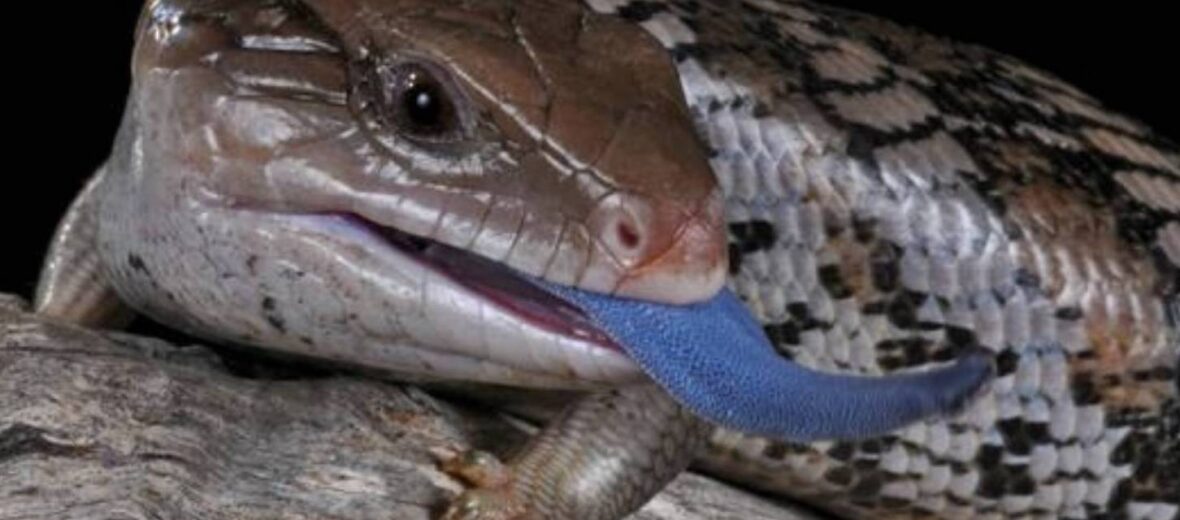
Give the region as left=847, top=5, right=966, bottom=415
left=3, top=2, right=1177, bottom=298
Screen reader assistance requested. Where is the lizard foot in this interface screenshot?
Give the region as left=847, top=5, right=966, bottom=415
left=430, top=386, right=707, bottom=520
left=440, top=488, right=532, bottom=520
left=434, top=448, right=532, bottom=520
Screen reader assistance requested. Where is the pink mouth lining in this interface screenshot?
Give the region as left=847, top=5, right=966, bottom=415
left=337, top=213, right=624, bottom=353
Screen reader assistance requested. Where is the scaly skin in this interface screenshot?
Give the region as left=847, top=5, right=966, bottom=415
left=584, top=1, right=1178, bottom=518
left=37, top=1, right=1178, bottom=519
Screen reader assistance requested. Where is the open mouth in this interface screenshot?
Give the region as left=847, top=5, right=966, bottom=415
left=338, top=213, right=624, bottom=353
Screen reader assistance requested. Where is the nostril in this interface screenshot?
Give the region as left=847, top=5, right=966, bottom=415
left=616, top=221, right=641, bottom=251
left=589, top=192, right=659, bottom=268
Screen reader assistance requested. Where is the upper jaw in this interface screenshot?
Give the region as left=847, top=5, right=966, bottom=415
left=328, top=181, right=731, bottom=307
left=248, top=168, right=730, bottom=308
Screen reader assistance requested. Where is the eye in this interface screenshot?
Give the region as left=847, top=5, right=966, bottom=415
left=381, top=63, right=462, bottom=141
left=351, top=57, right=474, bottom=148
left=402, top=74, right=444, bottom=128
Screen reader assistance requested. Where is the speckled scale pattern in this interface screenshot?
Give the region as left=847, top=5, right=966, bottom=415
left=588, top=0, right=1178, bottom=518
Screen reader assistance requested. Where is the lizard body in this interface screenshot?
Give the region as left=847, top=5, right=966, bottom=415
left=588, top=2, right=1179, bottom=518
left=36, top=0, right=1178, bottom=519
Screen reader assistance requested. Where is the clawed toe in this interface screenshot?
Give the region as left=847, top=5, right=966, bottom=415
left=434, top=447, right=531, bottom=520
left=440, top=487, right=531, bottom=520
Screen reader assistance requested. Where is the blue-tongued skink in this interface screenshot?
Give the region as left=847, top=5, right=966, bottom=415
left=35, top=1, right=1178, bottom=519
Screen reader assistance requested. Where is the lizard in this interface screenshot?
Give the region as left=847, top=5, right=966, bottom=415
left=34, top=0, right=1179, bottom=519
left=34, top=0, right=993, bottom=516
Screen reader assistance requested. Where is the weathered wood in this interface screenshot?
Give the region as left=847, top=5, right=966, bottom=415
left=0, top=294, right=821, bottom=519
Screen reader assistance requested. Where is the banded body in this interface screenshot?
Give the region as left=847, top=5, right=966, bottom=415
left=586, top=0, right=1179, bottom=518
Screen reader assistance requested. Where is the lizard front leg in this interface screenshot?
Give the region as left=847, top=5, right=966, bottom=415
left=35, top=165, right=133, bottom=328
left=442, top=384, right=712, bottom=520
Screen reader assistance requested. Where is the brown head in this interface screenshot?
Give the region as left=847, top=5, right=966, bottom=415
left=92, top=0, right=727, bottom=386
left=132, top=0, right=725, bottom=304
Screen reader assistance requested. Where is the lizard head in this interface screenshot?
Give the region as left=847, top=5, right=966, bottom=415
left=135, top=0, right=725, bottom=302
left=104, top=0, right=724, bottom=387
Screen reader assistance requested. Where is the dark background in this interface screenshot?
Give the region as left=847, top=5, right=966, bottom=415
left=3, top=2, right=1177, bottom=298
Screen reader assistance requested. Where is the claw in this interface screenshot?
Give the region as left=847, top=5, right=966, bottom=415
left=434, top=447, right=531, bottom=520
left=440, top=488, right=531, bottom=520
left=436, top=448, right=514, bottom=488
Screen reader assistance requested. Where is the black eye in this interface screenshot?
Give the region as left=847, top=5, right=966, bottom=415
left=351, top=58, right=471, bottom=146
left=403, top=80, right=443, bottom=128
left=384, top=64, right=461, bottom=140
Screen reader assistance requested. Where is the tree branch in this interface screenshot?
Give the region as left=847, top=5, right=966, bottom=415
left=0, top=294, right=819, bottom=519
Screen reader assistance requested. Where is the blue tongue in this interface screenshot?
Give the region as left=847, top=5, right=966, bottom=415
left=536, top=282, right=993, bottom=442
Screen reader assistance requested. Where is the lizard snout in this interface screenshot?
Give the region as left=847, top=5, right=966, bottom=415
left=585, top=188, right=728, bottom=305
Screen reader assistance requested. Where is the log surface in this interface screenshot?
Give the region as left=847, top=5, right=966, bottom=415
left=0, top=294, right=821, bottom=519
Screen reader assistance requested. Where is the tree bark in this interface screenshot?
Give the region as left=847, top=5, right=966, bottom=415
left=0, top=293, right=821, bottom=519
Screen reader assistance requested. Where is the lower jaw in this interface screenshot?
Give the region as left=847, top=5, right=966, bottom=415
left=334, top=212, right=626, bottom=352
left=267, top=211, right=642, bottom=385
